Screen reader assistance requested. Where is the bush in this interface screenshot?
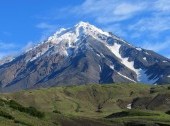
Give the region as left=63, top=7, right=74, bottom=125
left=0, top=110, right=14, bottom=120
left=14, top=120, right=32, bottom=126
left=150, top=87, right=156, bottom=94
left=167, top=87, right=170, bottom=90
left=0, top=99, right=45, bottom=118
left=106, top=110, right=160, bottom=118
left=8, top=100, right=44, bottom=118
left=8, top=100, right=25, bottom=111
left=53, top=110, right=61, bottom=114
left=0, top=98, right=8, bottom=106
left=25, top=107, right=45, bottom=118
left=165, top=110, right=170, bottom=115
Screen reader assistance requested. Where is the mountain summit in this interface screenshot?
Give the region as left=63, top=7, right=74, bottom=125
left=0, top=21, right=170, bottom=92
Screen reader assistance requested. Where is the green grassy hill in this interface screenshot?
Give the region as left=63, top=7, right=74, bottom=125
left=0, top=83, right=170, bottom=126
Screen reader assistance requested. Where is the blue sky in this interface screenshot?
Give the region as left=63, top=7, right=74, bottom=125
left=0, top=0, right=170, bottom=59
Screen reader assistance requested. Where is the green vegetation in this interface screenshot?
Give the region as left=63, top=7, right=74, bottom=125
left=0, top=99, right=44, bottom=118
left=0, top=83, right=170, bottom=126
left=9, top=100, right=44, bottom=118
left=106, top=109, right=161, bottom=118
left=14, top=120, right=32, bottom=126
left=0, top=110, right=14, bottom=120
left=53, top=110, right=61, bottom=114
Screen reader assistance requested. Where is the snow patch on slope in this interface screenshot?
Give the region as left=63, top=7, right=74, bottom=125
left=107, top=43, right=158, bottom=84
left=136, top=48, right=142, bottom=51
left=143, top=57, right=147, bottom=61
left=127, top=104, right=132, bottom=109
left=137, top=69, right=159, bottom=84
left=110, top=65, right=115, bottom=70
left=99, top=65, right=101, bottom=72
left=117, top=72, right=136, bottom=83
left=106, top=43, right=136, bottom=72
left=109, top=65, right=136, bottom=83
left=96, top=54, right=100, bottom=57
left=145, top=52, right=150, bottom=55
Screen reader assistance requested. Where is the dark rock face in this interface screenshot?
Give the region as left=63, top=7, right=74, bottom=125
left=0, top=22, right=170, bottom=92
left=132, top=94, right=170, bottom=111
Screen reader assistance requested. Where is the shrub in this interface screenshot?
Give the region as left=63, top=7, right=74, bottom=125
left=150, top=87, right=156, bottom=94
left=8, top=100, right=44, bottom=118
left=8, top=100, right=25, bottom=111
left=165, top=110, right=170, bottom=115
left=14, top=120, right=32, bottom=126
left=25, top=107, right=45, bottom=118
left=0, top=110, right=14, bottom=120
left=0, top=98, right=8, bottom=106
left=53, top=110, right=61, bottom=114
left=96, top=104, right=103, bottom=113
left=167, top=87, right=170, bottom=90
left=106, top=110, right=160, bottom=118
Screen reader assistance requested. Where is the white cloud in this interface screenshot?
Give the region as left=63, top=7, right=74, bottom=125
left=70, top=0, right=170, bottom=35
left=135, top=38, right=170, bottom=59
left=129, top=16, right=170, bottom=33
left=72, top=0, right=147, bottom=23
left=114, top=3, right=143, bottom=15
left=36, top=22, right=55, bottom=29
left=166, top=55, right=170, bottom=59
left=1, top=31, right=12, bottom=36
left=154, top=0, right=170, bottom=12
left=0, top=51, right=18, bottom=60
left=22, top=41, right=35, bottom=52
left=0, top=53, right=5, bottom=59
left=36, top=22, right=58, bottom=41
left=0, top=41, right=20, bottom=59
left=0, top=42, right=16, bottom=50
left=141, top=41, right=170, bottom=52
left=103, top=23, right=127, bottom=38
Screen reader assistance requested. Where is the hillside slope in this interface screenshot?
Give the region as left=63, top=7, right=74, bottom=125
left=1, top=83, right=170, bottom=126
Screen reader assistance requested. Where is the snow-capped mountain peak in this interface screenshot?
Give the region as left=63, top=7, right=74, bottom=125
left=74, top=21, right=111, bottom=37
left=21, top=22, right=115, bottom=63
left=33, top=21, right=114, bottom=57
left=0, top=21, right=169, bottom=92
left=47, top=21, right=111, bottom=44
